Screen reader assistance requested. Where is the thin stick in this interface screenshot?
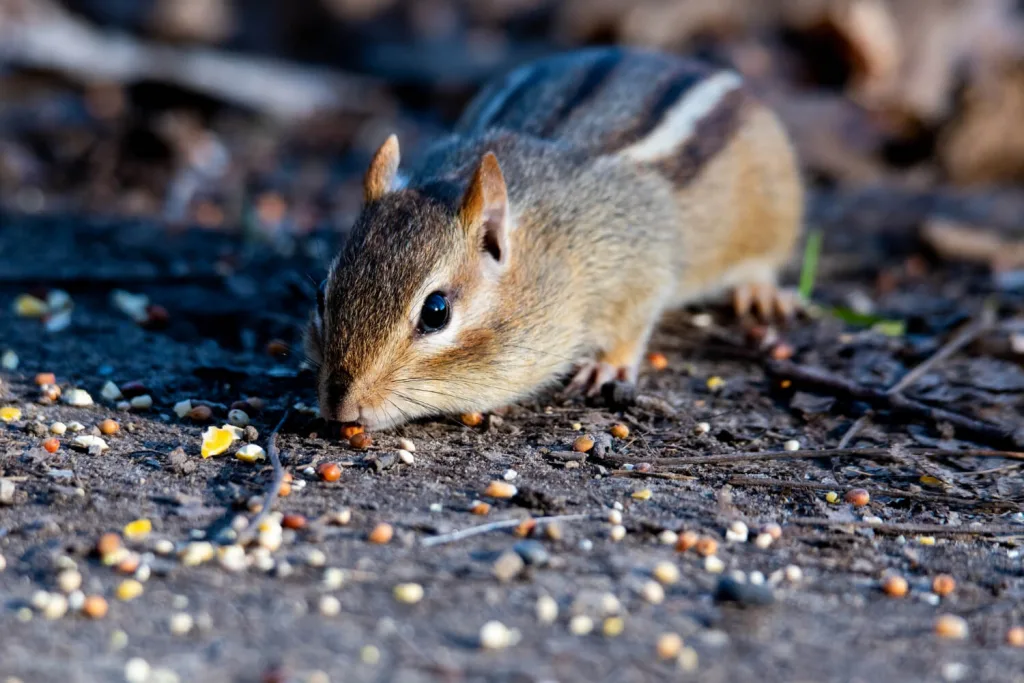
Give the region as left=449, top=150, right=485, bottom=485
left=600, top=447, right=1024, bottom=466
left=789, top=517, right=1024, bottom=537
left=421, top=513, right=589, bottom=547
left=237, top=408, right=291, bottom=546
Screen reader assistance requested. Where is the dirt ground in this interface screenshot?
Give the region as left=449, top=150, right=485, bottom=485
left=2, top=188, right=1024, bottom=683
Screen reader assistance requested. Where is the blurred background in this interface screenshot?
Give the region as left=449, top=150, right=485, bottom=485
left=2, top=0, right=1023, bottom=241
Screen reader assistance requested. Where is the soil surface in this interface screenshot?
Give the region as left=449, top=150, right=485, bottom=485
left=2, top=194, right=1024, bottom=683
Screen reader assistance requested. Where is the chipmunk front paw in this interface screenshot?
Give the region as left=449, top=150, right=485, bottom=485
left=731, top=283, right=801, bottom=321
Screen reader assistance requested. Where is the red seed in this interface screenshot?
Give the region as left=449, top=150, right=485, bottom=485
left=932, top=574, right=956, bottom=597
left=349, top=433, right=372, bottom=449
left=460, top=412, right=484, bottom=427
left=282, top=513, right=307, bottom=530
left=647, top=352, right=669, bottom=370
left=35, top=372, right=56, bottom=386
left=317, top=462, right=342, bottom=482
left=188, top=405, right=213, bottom=421
left=844, top=488, right=871, bottom=507
left=341, top=424, right=364, bottom=439
left=119, top=381, right=148, bottom=398
left=42, top=438, right=60, bottom=453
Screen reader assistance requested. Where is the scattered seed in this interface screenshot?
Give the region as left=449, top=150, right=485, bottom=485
left=658, top=530, right=678, bottom=545
left=0, top=554, right=5, bottom=572
left=918, top=536, right=937, bottom=546
left=181, top=541, right=215, bottom=567
left=573, top=435, right=595, bottom=452
left=641, top=580, right=665, bottom=604
left=632, top=488, right=652, bottom=501
left=68, top=421, right=85, bottom=432
left=124, top=658, right=150, bottom=683
left=754, top=533, right=774, bottom=549
left=608, top=509, right=623, bottom=525
left=397, top=449, right=414, bottom=464
left=653, top=561, right=680, bottom=585
left=49, top=422, right=67, bottom=436
left=675, top=530, right=699, bottom=552
left=323, top=567, right=345, bottom=590
left=825, top=491, right=839, bottom=504
left=129, top=394, right=153, bottom=410
left=57, top=569, right=82, bottom=594
left=315, top=462, right=342, bottom=482
left=704, top=556, right=726, bottom=574
left=1007, top=627, right=1024, bottom=647
left=484, top=481, right=517, bottom=499
left=97, top=533, right=121, bottom=558
left=706, top=376, right=725, bottom=392
left=845, top=488, right=870, bottom=506
left=216, top=545, right=246, bottom=572
left=609, top=525, right=626, bottom=542
left=571, top=422, right=582, bottom=431
left=492, top=550, right=525, bottom=582
left=116, top=579, right=144, bottom=601
left=480, top=620, right=514, bottom=649
left=117, top=553, right=140, bottom=574
left=282, top=514, right=307, bottom=530
left=397, top=437, right=416, bottom=452
left=235, top=443, right=266, bottom=463
left=609, top=424, right=630, bottom=439
left=393, top=583, right=424, bottom=604
left=656, top=633, right=683, bottom=660
left=339, top=424, right=363, bottom=440
left=227, top=409, right=250, bottom=427
left=694, top=422, right=711, bottom=435
left=725, top=521, right=749, bottom=543
left=360, top=645, right=381, bottom=664
left=695, top=537, right=718, bottom=557
left=784, top=565, right=803, bottom=583
left=932, top=574, right=956, bottom=597
left=368, top=523, right=393, bottom=544
left=647, top=352, right=669, bottom=370
left=536, top=595, right=558, bottom=624
left=0, top=406, right=22, bottom=422
left=602, top=616, right=625, bottom=637
left=569, top=615, right=594, bottom=636
left=169, top=612, right=193, bottom=635
left=98, top=418, right=119, bottom=435
left=470, top=501, right=491, bottom=516
left=935, top=614, right=969, bottom=640
left=42, top=437, right=60, bottom=453
left=349, top=433, right=373, bottom=449
left=514, top=518, right=536, bottom=537
left=82, top=595, right=108, bottom=619
left=201, top=426, right=235, bottom=458
left=318, top=595, right=341, bottom=617
left=461, top=412, right=484, bottom=427
left=124, top=519, right=151, bottom=541
left=14, top=294, right=48, bottom=317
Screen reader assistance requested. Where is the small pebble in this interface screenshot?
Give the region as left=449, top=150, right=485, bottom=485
left=932, top=574, right=956, bottom=597
left=641, top=580, right=665, bottom=604
left=652, top=561, right=680, bottom=585
left=63, top=388, right=94, bottom=407
left=694, top=422, right=711, bottom=435
left=393, top=583, right=424, bottom=604
left=130, top=395, right=153, bottom=411
left=609, top=525, right=626, bottom=542
left=536, top=595, right=558, bottom=624
left=656, top=633, right=683, bottom=660
left=318, top=595, right=341, bottom=617
left=714, top=575, right=775, bottom=606
left=82, top=595, right=108, bottom=619
left=609, top=424, right=630, bottom=439
left=73, top=434, right=108, bottom=453
left=397, top=437, right=416, bottom=452
left=513, top=540, right=550, bottom=567
left=572, top=435, right=594, bottom=453
left=569, top=615, right=594, bottom=636
left=101, top=381, right=123, bottom=402
left=704, top=556, right=726, bottom=574
left=227, top=409, right=250, bottom=427
left=479, top=620, right=514, bottom=649
left=172, top=400, right=192, bottom=418
left=188, top=405, right=212, bottom=422
left=492, top=550, right=525, bottom=582
left=845, top=488, right=871, bottom=506
left=169, top=612, right=193, bottom=635
left=935, top=614, right=969, bottom=640
left=68, top=421, right=85, bottom=432
left=484, top=481, right=517, bottom=499
left=783, top=439, right=800, bottom=451
left=368, top=523, right=393, bottom=544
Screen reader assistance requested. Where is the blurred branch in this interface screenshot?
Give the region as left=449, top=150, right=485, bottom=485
left=0, top=0, right=387, bottom=120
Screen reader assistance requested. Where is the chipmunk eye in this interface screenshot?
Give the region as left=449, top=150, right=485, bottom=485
left=317, top=279, right=327, bottom=315
left=418, top=291, right=450, bottom=334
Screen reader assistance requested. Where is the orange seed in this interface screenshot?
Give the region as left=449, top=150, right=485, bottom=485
left=647, top=352, right=669, bottom=371
left=349, top=433, right=372, bottom=449
left=844, top=488, right=870, bottom=507
left=881, top=575, right=909, bottom=598
left=572, top=435, right=594, bottom=453
left=694, top=537, right=718, bottom=557
left=368, top=523, right=393, bottom=544
left=609, top=424, right=630, bottom=439
left=99, top=419, right=120, bottom=435
left=317, top=462, right=342, bottom=482
left=341, top=424, right=364, bottom=439
left=35, top=372, right=56, bottom=386
left=282, top=513, right=307, bottom=530
left=932, top=574, right=956, bottom=597
left=460, top=412, right=484, bottom=427
left=42, top=438, right=60, bottom=453
left=82, top=595, right=108, bottom=619
left=675, top=530, right=699, bottom=553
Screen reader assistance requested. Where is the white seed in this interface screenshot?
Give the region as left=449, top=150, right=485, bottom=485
left=608, top=509, right=623, bottom=525
left=227, top=409, right=249, bottom=427
left=68, top=421, right=85, bottom=432
left=180, top=541, right=215, bottom=567
left=691, top=312, right=713, bottom=328
left=149, top=668, right=180, bottom=683
left=503, top=468, right=517, bottom=481
left=101, top=381, right=123, bottom=402
left=154, top=539, right=175, bottom=555
left=754, top=533, right=774, bottom=549
left=318, top=595, right=341, bottom=617
left=784, top=564, right=803, bottom=583
left=68, top=590, right=85, bottom=611
left=57, top=569, right=82, bottom=593
left=305, top=549, right=327, bottom=568
left=704, top=556, right=726, bottom=574
left=397, top=437, right=416, bottom=452
left=749, top=571, right=766, bottom=585
left=658, top=530, right=679, bottom=545
left=612, top=501, right=624, bottom=511
left=218, top=545, right=247, bottom=572
left=569, top=615, right=594, bottom=635
left=783, top=439, right=800, bottom=451
left=63, top=388, right=93, bottom=407
left=124, top=658, right=151, bottom=683
left=172, top=399, right=191, bottom=418
left=609, top=525, right=626, bottom=542
left=43, top=594, right=68, bottom=619
left=169, top=612, right=193, bottom=635
left=480, top=620, right=513, bottom=649
left=653, top=561, right=680, bottom=585
left=429, top=503, right=443, bottom=513
left=641, top=580, right=665, bottom=604
left=600, top=593, right=621, bottom=615
left=536, top=595, right=558, bottom=624
left=327, top=508, right=352, bottom=525
left=50, top=422, right=67, bottom=435
left=117, top=401, right=131, bottom=411
left=677, top=646, right=700, bottom=672
left=397, top=449, right=414, bottom=465
left=725, top=521, right=749, bottom=543
left=0, top=553, right=6, bottom=572
left=130, top=395, right=153, bottom=410
left=323, top=567, right=345, bottom=590
left=694, top=422, right=711, bottom=435
left=250, top=547, right=275, bottom=572
left=72, top=435, right=108, bottom=452
left=393, top=583, right=424, bottom=604
left=235, top=444, right=266, bottom=463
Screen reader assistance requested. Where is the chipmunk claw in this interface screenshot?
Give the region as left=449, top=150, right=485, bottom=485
left=567, top=360, right=630, bottom=397
left=732, top=283, right=800, bottom=322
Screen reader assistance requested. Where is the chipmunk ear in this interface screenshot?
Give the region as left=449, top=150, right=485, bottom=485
left=364, top=134, right=400, bottom=203
left=459, top=152, right=510, bottom=266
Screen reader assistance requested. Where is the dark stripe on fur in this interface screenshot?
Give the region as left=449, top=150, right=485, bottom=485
left=479, top=66, right=547, bottom=131
left=652, top=88, right=749, bottom=186
left=635, top=68, right=708, bottom=143
left=539, top=49, right=623, bottom=137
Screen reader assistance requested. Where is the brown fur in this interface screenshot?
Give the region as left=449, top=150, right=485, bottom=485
left=307, top=48, right=803, bottom=429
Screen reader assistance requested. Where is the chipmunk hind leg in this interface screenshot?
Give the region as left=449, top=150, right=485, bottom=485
left=567, top=298, right=664, bottom=396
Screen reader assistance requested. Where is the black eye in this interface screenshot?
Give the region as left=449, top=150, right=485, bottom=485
left=317, top=279, right=327, bottom=315
left=418, top=291, right=450, bottom=333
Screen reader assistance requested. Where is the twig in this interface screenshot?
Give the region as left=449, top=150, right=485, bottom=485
left=237, top=408, right=291, bottom=546
left=727, top=476, right=1020, bottom=511
left=609, top=470, right=697, bottom=481
left=600, top=447, right=1024, bottom=467
left=789, top=517, right=1024, bottom=537
left=836, top=308, right=994, bottom=446
left=768, top=360, right=1023, bottom=450
left=420, top=513, right=589, bottom=547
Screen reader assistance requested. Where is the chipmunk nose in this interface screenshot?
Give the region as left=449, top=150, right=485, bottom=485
left=321, top=369, right=359, bottom=422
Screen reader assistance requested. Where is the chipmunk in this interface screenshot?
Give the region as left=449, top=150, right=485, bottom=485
left=306, top=47, right=803, bottom=429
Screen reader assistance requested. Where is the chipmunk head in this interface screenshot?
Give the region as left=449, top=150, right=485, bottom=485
left=305, top=135, right=517, bottom=429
